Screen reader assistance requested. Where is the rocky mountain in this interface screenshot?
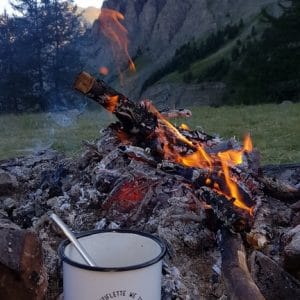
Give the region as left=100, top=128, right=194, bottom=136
left=83, top=0, right=279, bottom=106
left=77, top=6, right=101, bottom=26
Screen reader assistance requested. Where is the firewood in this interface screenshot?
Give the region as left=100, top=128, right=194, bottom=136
left=258, top=175, right=300, bottom=201
left=199, top=188, right=253, bottom=232
left=250, top=250, right=300, bottom=300
left=159, top=161, right=254, bottom=232
left=0, top=216, right=47, bottom=300
left=160, top=108, right=192, bottom=119
left=74, top=71, right=158, bottom=137
left=246, top=197, right=270, bottom=249
left=220, top=228, right=265, bottom=300
left=74, top=71, right=214, bottom=147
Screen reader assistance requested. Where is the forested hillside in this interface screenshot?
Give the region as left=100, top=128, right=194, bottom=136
left=228, top=0, right=300, bottom=103
left=139, top=0, right=300, bottom=105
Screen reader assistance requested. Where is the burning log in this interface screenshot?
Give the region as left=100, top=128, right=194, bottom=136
left=220, top=228, right=265, bottom=300
left=74, top=71, right=158, bottom=138
left=159, top=161, right=254, bottom=231
left=199, top=188, right=253, bottom=231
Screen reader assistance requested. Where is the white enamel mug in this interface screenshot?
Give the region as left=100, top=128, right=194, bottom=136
left=59, top=229, right=166, bottom=300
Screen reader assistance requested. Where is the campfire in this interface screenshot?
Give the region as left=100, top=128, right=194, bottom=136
left=0, top=7, right=300, bottom=300
left=74, top=71, right=258, bottom=232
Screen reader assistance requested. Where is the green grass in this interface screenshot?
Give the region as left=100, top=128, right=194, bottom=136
left=181, top=103, right=300, bottom=165
left=0, top=103, right=299, bottom=165
left=0, top=109, right=115, bottom=160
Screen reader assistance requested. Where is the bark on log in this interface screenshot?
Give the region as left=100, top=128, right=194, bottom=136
left=246, top=197, right=271, bottom=249
left=250, top=250, right=300, bottom=300
left=74, top=71, right=158, bottom=137
left=220, top=228, right=265, bottom=300
left=199, top=187, right=253, bottom=232
left=259, top=175, right=300, bottom=201
left=0, top=217, right=47, bottom=300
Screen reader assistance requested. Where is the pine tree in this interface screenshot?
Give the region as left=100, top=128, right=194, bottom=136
left=0, top=0, right=84, bottom=112
left=229, top=0, right=300, bottom=103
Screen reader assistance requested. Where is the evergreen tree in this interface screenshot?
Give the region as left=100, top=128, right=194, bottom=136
left=229, top=0, right=300, bottom=103
left=0, top=0, right=83, bottom=113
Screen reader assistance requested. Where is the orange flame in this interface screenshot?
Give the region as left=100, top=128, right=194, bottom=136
left=98, top=8, right=136, bottom=83
left=145, top=102, right=212, bottom=169
left=145, top=100, right=254, bottom=213
left=106, top=95, right=119, bottom=112
left=217, top=134, right=253, bottom=212
left=179, top=123, right=190, bottom=130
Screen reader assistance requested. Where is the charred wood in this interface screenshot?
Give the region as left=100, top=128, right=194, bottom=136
left=0, top=216, right=47, bottom=300
left=159, top=161, right=254, bottom=232
left=199, top=188, right=253, bottom=232
left=246, top=197, right=271, bottom=249
left=250, top=250, right=300, bottom=300
left=258, top=175, right=300, bottom=201
left=74, top=71, right=158, bottom=137
left=220, top=228, right=265, bottom=300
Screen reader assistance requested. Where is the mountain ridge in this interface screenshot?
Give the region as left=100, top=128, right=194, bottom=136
left=84, top=0, right=279, bottom=105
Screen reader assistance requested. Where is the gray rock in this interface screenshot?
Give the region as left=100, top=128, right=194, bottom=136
left=0, top=170, right=18, bottom=196
left=3, top=198, right=17, bottom=211
left=283, top=225, right=300, bottom=273
left=141, top=82, right=226, bottom=108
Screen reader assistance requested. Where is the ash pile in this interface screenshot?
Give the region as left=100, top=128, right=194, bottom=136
left=0, top=73, right=300, bottom=300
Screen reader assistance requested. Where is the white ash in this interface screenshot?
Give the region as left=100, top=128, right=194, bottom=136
left=0, top=127, right=299, bottom=299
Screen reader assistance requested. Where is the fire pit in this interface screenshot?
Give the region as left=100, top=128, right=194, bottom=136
left=0, top=73, right=300, bottom=299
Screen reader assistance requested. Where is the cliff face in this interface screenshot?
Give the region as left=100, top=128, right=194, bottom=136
left=84, top=0, right=278, bottom=104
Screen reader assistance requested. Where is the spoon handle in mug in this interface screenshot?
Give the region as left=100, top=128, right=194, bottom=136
left=50, top=213, right=96, bottom=267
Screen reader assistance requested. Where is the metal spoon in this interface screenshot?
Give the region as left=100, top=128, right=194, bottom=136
left=50, top=213, right=96, bottom=267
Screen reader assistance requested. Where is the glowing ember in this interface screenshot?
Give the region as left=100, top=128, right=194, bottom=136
left=98, top=8, right=136, bottom=83
left=105, top=180, right=149, bottom=211
left=99, top=66, right=109, bottom=75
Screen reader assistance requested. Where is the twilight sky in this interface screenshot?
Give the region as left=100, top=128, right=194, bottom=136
left=0, top=0, right=104, bottom=14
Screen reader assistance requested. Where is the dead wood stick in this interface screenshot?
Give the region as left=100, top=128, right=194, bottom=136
left=246, top=197, right=270, bottom=249
left=160, top=108, right=192, bottom=119
left=258, top=175, right=300, bottom=201
left=0, top=216, right=47, bottom=300
left=220, top=227, right=265, bottom=300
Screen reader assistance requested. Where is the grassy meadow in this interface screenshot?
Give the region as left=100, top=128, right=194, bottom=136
left=0, top=102, right=299, bottom=165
